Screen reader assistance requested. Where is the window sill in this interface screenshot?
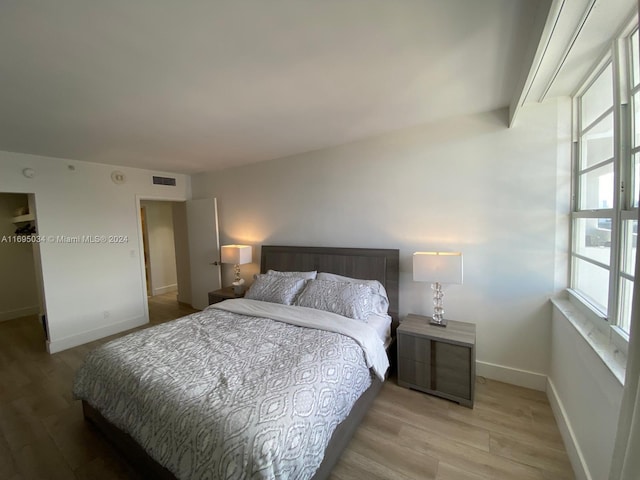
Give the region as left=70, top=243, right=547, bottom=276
left=551, top=296, right=626, bottom=385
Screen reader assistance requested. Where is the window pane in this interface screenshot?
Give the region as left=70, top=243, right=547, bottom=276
left=574, top=217, right=612, bottom=263
left=621, top=219, right=638, bottom=275
left=581, top=63, right=613, bottom=128
left=634, top=153, right=640, bottom=208
left=632, top=29, right=640, bottom=88
left=579, top=163, right=614, bottom=210
left=618, top=277, right=634, bottom=335
left=573, top=257, right=610, bottom=312
left=633, top=92, right=640, bottom=148
left=580, top=113, right=614, bottom=169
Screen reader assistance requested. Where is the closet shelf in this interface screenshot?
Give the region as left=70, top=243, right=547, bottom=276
left=12, top=213, right=35, bottom=223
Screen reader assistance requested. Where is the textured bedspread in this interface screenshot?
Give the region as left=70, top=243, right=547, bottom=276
left=73, top=300, right=387, bottom=480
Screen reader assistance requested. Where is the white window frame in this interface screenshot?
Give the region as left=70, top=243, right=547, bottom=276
left=569, top=18, right=639, bottom=356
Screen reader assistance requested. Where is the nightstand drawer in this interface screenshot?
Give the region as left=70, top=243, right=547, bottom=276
left=398, top=336, right=470, bottom=376
left=434, top=342, right=470, bottom=374
left=398, top=357, right=471, bottom=400
left=398, top=334, right=431, bottom=363
left=398, top=356, right=431, bottom=388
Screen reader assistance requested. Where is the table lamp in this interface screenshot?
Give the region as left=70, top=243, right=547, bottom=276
left=413, top=251, right=463, bottom=327
left=221, top=245, right=252, bottom=294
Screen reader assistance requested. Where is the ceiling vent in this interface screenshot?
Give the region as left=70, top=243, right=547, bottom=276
left=152, top=176, right=176, bottom=186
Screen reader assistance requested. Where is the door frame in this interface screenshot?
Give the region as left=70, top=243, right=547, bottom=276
left=134, top=195, right=187, bottom=323
left=0, top=191, right=47, bottom=335
left=139, top=205, right=152, bottom=296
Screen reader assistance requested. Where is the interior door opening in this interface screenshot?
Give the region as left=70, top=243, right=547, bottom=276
left=0, top=192, right=47, bottom=348
left=137, top=197, right=220, bottom=319
left=139, top=200, right=184, bottom=316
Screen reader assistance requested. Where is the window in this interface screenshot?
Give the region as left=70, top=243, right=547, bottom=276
left=571, top=26, right=640, bottom=339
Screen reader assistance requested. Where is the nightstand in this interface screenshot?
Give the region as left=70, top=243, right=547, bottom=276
left=208, top=286, right=244, bottom=305
left=397, top=314, right=476, bottom=408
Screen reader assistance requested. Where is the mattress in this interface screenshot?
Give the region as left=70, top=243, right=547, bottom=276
left=73, top=299, right=388, bottom=480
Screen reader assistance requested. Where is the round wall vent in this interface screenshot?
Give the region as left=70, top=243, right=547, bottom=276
left=111, top=171, right=126, bottom=184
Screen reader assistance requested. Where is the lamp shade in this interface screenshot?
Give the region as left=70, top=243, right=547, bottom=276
left=221, top=245, right=252, bottom=265
left=413, top=252, right=463, bottom=284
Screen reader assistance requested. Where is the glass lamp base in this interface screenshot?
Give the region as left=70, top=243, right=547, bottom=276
left=429, top=317, right=448, bottom=327
left=431, top=282, right=447, bottom=327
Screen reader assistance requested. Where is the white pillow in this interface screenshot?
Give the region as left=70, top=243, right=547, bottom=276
left=316, top=272, right=389, bottom=315
left=294, top=279, right=376, bottom=321
left=245, top=274, right=306, bottom=305
left=267, top=269, right=317, bottom=280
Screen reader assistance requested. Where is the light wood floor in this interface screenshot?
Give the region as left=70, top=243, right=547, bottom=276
left=0, top=294, right=574, bottom=479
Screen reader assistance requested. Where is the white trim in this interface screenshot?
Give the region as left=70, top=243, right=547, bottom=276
left=509, top=0, right=566, bottom=125
left=152, top=283, right=178, bottom=296
left=621, top=209, right=639, bottom=220
left=46, top=315, right=147, bottom=353
left=476, top=360, right=547, bottom=391
left=542, top=0, right=599, bottom=101
left=546, top=378, right=592, bottom=480
left=580, top=105, right=614, bottom=135
left=0, top=305, right=40, bottom=322
left=571, top=208, right=615, bottom=218
left=551, top=296, right=626, bottom=384
left=611, top=325, right=630, bottom=357
left=567, top=288, right=608, bottom=321
left=135, top=196, right=151, bottom=327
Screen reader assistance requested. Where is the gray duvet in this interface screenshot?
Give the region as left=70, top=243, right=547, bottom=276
left=73, top=300, right=384, bottom=480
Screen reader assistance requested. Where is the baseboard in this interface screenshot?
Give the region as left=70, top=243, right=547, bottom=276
left=152, top=284, right=178, bottom=296
left=46, top=315, right=148, bottom=354
left=0, top=305, right=40, bottom=322
left=476, top=360, right=547, bottom=391
left=546, top=378, right=591, bottom=480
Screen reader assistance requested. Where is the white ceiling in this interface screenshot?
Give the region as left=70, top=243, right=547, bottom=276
left=0, top=0, right=629, bottom=174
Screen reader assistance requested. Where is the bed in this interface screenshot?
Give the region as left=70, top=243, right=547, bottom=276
left=73, top=245, right=399, bottom=480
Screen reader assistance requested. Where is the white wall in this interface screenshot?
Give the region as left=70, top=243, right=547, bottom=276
left=545, top=94, right=622, bottom=480
left=141, top=200, right=178, bottom=296
left=548, top=304, right=624, bottom=480
left=192, top=100, right=571, bottom=389
left=0, top=151, right=190, bottom=352
left=0, top=193, right=39, bottom=320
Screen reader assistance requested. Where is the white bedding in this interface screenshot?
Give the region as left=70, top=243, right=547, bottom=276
left=73, top=299, right=389, bottom=480
left=211, top=298, right=389, bottom=380
left=366, top=313, right=392, bottom=347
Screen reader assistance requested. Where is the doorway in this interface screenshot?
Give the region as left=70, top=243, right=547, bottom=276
left=0, top=192, right=47, bottom=343
left=140, top=200, right=183, bottom=313
left=136, top=197, right=221, bottom=315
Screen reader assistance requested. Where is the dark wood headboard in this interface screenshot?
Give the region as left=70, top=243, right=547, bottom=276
left=260, top=245, right=400, bottom=323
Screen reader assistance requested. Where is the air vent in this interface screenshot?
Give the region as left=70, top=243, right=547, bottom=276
left=152, top=176, right=176, bottom=186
